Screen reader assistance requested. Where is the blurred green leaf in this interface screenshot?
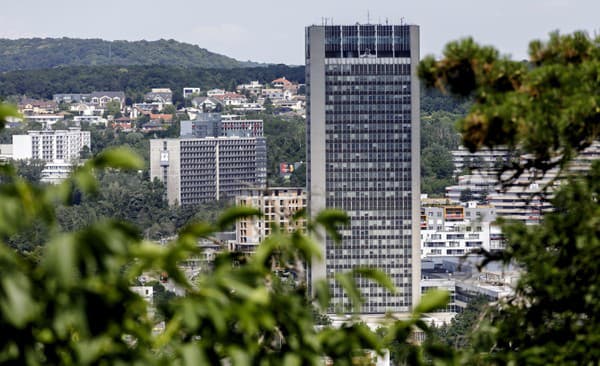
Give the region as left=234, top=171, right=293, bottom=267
left=354, top=267, right=396, bottom=294
left=216, top=206, right=262, bottom=230
left=414, top=289, right=450, bottom=315
left=93, top=147, right=144, bottom=170
left=315, top=209, right=349, bottom=243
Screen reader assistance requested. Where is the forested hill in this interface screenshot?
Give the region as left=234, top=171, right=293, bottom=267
left=0, top=38, right=262, bottom=71
left=0, top=64, right=305, bottom=101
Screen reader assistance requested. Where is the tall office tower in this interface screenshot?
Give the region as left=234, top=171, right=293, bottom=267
left=306, top=23, right=420, bottom=313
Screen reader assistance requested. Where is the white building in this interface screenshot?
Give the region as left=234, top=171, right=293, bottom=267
left=12, top=128, right=90, bottom=162
left=206, top=89, right=226, bottom=97
left=74, top=115, right=107, bottom=126
left=183, top=87, right=201, bottom=99
left=420, top=200, right=504, bottom=257
left=236, top=81, right=262, bottom=96
left=40, top=160, right=73, bottom=184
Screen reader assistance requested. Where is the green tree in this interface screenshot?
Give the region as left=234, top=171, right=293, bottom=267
left=103, top=100, right=122, bottom=118
left=420, top=31, right=600, bottom=364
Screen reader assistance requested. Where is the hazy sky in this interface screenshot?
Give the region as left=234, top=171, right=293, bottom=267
left=1, top=0, right=598, bottom=65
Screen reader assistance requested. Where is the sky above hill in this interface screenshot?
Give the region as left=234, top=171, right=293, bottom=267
left=1, top=0, right=598, bottom=65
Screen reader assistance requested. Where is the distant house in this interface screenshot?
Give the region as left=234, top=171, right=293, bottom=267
left=112, top=117, right=135, bottom=131
left=90, top=91, right=126, bottom=109
left=141, top=120, right=166, bottom=132
left=271, top=77, right=293, bottom=89
left=271, top=77, right=299, bottom=94
left=236, top=81, right=262, bottom=96
left=18, top=98, right=58, bottom=115
left=183, top=87, right=201, bottom=99
left=70, top=103, right=98, bottom=116
left=149, top=113, right=174, bottom=123
left=145, top=88, right=173, bottom=104
left=206, top=89, right=226, bottom=97
left=73, top=115, right=107, bottom=126
left=262, top=88, right=285, bottom=101
left=53, top=93, right=89, bottom=104
left=191, top=97, right=223, bottom=111
left=214, top=93, right=247, bottom=106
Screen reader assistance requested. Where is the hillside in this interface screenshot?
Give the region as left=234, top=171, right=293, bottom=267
left=0, top=38, right=261, bottom=71
left=0, top=64, right=305, bottom=101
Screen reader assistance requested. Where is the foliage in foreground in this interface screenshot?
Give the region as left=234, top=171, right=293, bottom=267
left=420, top=31, right=600, bottom=365
left=0, top=105, right=454, bottom=365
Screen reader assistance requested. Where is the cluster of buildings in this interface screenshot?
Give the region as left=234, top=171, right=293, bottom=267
left=188, top=76, right=305, bottom=115
left=149, top=113, right=267, bottom=205
left=446, top=142, right=600, bottom=224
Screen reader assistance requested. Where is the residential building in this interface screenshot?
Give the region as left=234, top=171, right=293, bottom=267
left=12, top=128, right=90, bottom=162
left=191, top=97, right=223, bottom=111
left=89, top=91, right=126, bottom=109
left=420, top=199, right=504, bottom=257
left=234, top=187, right=307, bottom=253
left=18, top=98, right=58, bottom=115
left=206, top=89, right=226, bottom=97
left=40, top=160, right=73, bottom=184
left=183, top=87, right=201, bottom=99
left=23, top=114, right=65, bottom=127
left=271, top=76, right=293, bottom=89
left=214, top=93, right=247, bottom=106
left=307, top=23, right=420, bottom=314
left=149, top=136, right=267, bottom=205
left=73, top=115, right=107, bottom=126
left=236, top=81, right=263, bottom=96
left=53, top=93, right=89, bottom=104
left=145, top=88, right=173, bottom=104
left=0, top=144, right=12, bottom=163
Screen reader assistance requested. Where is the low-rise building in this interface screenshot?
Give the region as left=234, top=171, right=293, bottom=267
left=421, top=199, right=504, bottom=257
left=145, top=88, right=173, bottom=104
left=183, top=87, right=201, bottom=99
left=236, top=81, right=262, bottom=96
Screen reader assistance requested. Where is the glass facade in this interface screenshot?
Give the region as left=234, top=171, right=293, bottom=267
left=307, top=24, right=419, bottom=314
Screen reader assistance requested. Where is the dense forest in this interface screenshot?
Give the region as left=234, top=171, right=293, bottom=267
left=0, top=64, right=305, bottom=104
left=0, top=38, right=261, bottom=72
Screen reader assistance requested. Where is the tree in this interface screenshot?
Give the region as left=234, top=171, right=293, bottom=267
left=14, top=158, right=46, bottom=183
left=161, top=104, right=176, bottom=115
left=103, top=100, right=122, bottom=118
left=420, top=31, right=600, bottom=364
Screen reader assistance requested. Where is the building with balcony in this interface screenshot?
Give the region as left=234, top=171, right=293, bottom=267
left=234, top=187, right=307, bottom=253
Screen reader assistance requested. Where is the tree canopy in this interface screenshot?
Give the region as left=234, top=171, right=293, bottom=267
left=420, top=31, right=600, bottom=364
left=0, top=38, right=261, bottom=72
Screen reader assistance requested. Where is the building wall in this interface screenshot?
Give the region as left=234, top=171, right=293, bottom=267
left=12, top=129, right=89, bottom=162
left=150, top=139, right=181, bottom=205
left=307, top=24, right=420, bottom=314
left=150, top=137, right=267, bottom=206
left=12, top=135, right=33, bottom=160
left=235, top=188, right=307, bottom=252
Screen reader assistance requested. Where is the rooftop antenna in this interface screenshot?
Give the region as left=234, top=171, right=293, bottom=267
left=386, top=17, right=389, bottom=25
left=367, top=10, right=370, bottom=24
